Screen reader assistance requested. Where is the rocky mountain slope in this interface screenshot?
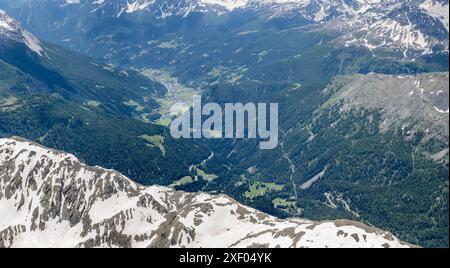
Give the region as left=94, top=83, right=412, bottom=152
left=1, top=9, right=166, bottom=117
left=0, top=9, right=43, bottom=55
left=0, top=137, right=412, bottom=248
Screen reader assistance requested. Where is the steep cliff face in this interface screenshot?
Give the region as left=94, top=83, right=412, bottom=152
left=0, top=137, right=412, bottom=248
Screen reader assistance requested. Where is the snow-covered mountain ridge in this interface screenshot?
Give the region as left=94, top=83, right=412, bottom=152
left=60, top=0, right=448, bottom=25
left=14, top=0, right=448, bottom=55
left=0, top=9, right=42, bottom=55
left=0, top=137, right=413, bottom=248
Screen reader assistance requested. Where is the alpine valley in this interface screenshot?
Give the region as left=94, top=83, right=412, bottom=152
left=0, top=0, right=449, bottom=248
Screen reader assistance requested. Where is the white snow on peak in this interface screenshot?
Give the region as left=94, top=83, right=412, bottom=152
left=199, top=0, right=315, bottom=10
left=0, top=10, right=43, bottom=56
left=64, top=0, right=81, bottom=4
left=0, top=10, right=15, bottom=31
left=92, top=0, right=106, bottom=5
left=294, top=0, right=449, bottom=54
left=4, top=1, right=448, bottom=55
left=200, top=0, right=248, bottom=10
left=125, top=0, right=155, bottom=13
left=420, top=0, right=449, bottom=32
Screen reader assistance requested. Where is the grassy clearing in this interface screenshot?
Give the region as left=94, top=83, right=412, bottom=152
left=84, top=100, right=101, bottom=107
left=292, top=83, right=302, bottom=90
left=0, top=96, right=18, bottom=106
left=123, top=99, right=144, bottom=112
left=170, top=176, right=193, bottom=187
left=197, top=169, right=218, bottom=182
left=244, top=182, right=284, bottom=200
left=0, top=96, right=19, bottom=112
left=234, top=174, right=248, bottom=187
left=272, top=198, right=296, bottom=208
left=139, top=134, right=166, bottom=156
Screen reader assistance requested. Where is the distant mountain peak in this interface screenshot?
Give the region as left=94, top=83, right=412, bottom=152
left=43, top=0, right=448, bottom=54
left=0, top=9, right=43, bottom=56
left=0, top=9, right=19, bottom=32
left=200, top=0, right=249, bottom=10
